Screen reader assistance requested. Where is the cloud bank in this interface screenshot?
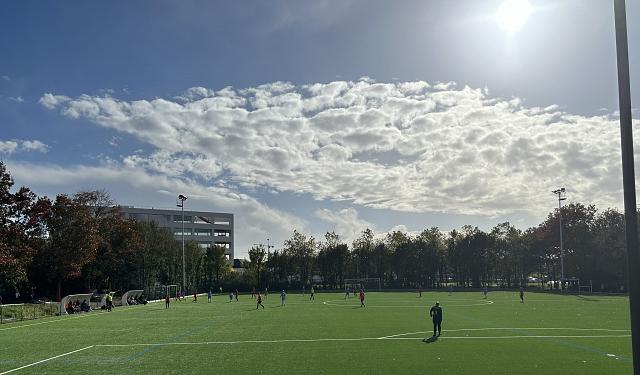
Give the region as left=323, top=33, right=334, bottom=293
left=40, top=79, right=632, bottom=219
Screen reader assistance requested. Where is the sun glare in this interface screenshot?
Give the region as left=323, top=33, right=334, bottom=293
left=495, top=0, right=531, bottom=33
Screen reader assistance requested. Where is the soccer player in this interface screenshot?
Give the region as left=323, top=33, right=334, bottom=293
left=165, top=294, right=170, bottom=309
left=176, top=290, right=181, bottom=302
left=281, top=290, right=286, bottom=306
left=429, top=301, right=443, bottom=337
left=359, top=290, right=365, bottom=307
left=483, top=285, right=488, bottom=299
left=106, top=292, right=113, bottom=312
left=235, top=289, right=239, bottom=302
left=251, top=287, right=256, bottom=299
left=208, top=290, right=212, bottom=303
left=193, top=292, right=198, bottom=303
left=302, top=285, right=305, bottom=296
left=419, top=288, right=422, bottom=298
left=264, top=287, right=268, bottom=298
left=519, top=286, right=525, bottom=303
left=448, top=285, right=453, bottom=296
left=256, top=293, right=265, bottom=309
left=229, top=292, right=234, bottom=303
left=344, top=286, right=350, bottom=300
left=309, top=285, right=315, bottom=301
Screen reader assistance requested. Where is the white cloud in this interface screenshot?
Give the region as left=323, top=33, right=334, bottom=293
left=39, top=79, right=637, bottom=218
left=8, top=96, right=24, bottom=103
left=0, top=139, right=49, bottom=154
left=0, top=140, right=18, bottom=154
left=39, top=93, right=71, bottom=109
left=1, top=75, right=10, bottom=82
left=20, top=140, right=49, bottom=152
left=6, top=161, right=306, bottom=258
left=315, top=208, right=375, bottom=244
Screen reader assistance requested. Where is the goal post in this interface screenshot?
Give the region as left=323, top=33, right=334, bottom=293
left=578, top=280, right=593, bottom=295
left=344, top=278, right=381, bottom=292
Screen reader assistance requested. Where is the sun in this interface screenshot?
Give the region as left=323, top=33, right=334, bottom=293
left=495, top=0, right=531, bottom=33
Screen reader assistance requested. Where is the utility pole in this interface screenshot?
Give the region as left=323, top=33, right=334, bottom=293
left=177, top=194, right=188, bottom=296
left=552, top=188, right=566, bottom=291
left=266, top=238, right=274, bottom=255
left=614, top=1, right=639, bottom=372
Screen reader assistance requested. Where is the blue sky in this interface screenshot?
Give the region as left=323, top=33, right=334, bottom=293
left=1, top=0, right=639, bottom=258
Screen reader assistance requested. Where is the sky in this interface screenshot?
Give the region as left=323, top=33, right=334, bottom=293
left=1, top=0, right=639, bottom=258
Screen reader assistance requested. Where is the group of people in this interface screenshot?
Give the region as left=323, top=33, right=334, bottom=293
left=65, top=299, right=90, bottom=314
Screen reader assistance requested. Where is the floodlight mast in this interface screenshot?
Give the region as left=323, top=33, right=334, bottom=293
left=177, top=194, right=188, bottom=296
left=552, top=188, right=566, bottom=291
left=614, top=0, right=639, bottom=372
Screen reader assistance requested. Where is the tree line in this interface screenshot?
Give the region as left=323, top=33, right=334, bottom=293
left=0, top=161, right=631, bottom=302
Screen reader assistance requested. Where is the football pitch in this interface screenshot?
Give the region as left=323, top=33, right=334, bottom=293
left=0, top=291, right=632, bottom=374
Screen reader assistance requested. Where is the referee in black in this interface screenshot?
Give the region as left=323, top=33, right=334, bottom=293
left=429, top=301, right=443, bottom=337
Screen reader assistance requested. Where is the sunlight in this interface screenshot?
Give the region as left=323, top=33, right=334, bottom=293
left=495, top=0, right=531, bottom=33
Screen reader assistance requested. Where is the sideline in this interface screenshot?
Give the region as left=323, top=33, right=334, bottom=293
left=0, top=346, right=94, bottom=375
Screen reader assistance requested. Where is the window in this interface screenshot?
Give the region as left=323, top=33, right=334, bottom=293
left=193, top=215, right=211, bottom=224
left=214, top=230, right=230, bottom=237
left=224, top=254, right=230, bottom=261
left=213, top=217, right=230, bottom=225
left=173, top=215, right=192, bottom=223
left=214, top=242, right=230, bottom=249
left=198, top=242, right=211, bottom=249
left=194, top=229, right=212, bottom=236
left=151, top=214, right=170, bottom=223
left=174, top=228, right=192, bottom=236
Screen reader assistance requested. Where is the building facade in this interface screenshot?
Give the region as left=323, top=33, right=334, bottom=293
left=119, top=206, right=234, bottom=261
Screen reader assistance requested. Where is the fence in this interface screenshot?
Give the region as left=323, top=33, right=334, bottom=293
left=0, top=302, right=59, bottom=324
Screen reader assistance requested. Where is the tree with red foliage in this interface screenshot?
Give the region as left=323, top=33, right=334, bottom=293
left=38, top=194, right=99, bottom=301
left=0, top=162, right=49, bottom=295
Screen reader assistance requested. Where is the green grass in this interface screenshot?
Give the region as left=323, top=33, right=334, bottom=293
left=0, top=291, right=632, bottom=374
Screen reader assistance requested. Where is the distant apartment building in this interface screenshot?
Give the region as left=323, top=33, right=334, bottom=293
left=119, top=206, right=234, bottom=261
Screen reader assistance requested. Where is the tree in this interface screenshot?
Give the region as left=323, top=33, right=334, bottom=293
left=35, top=194, right=99, bottom=300
left=205, top=245, right=229, bottom=286
left=317, top=232, right=348, bottom=288
left=283, top=230, right=316, bottom=287
left=248, top=244, right=267, bottom=286
left=0, top=162, right=50, bottom=296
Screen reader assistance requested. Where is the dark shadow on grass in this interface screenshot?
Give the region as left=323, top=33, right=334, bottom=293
left=422, top=336, right=438, bottom=344
left=577, top=295, right=600, bottom=302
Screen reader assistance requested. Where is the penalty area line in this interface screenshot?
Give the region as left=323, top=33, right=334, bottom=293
left=91, top=333, right=632, bottom=349
left=0, top=346, right=94, bottom=375
left=386, top=335, right=632, bottom=340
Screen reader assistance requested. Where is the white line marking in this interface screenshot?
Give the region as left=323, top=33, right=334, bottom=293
left=0, top=346, right=94, bottom=374
left=323, top=299, right=494, bottom=308
left=388, top=335, right=632, bottom=340
left=91, top=332, right=632, bottom=348
left=380, top=328, right=630, bottom=338
left=96, top=337, right=382, bottom=347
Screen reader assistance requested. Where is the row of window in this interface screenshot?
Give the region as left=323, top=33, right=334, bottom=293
left=197, top=242, right=231, bottom=250
left=173, top=215, right=231, bottom=225
left=173, top=229, right=231, bottom=237
left=126, top=213, right=231, bottom=226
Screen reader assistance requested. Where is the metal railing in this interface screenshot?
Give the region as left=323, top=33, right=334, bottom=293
left=0, top=302, right=59, bottom=324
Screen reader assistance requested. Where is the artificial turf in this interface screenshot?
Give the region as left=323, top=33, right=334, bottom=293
left=0, top=291, right=632, bottom=374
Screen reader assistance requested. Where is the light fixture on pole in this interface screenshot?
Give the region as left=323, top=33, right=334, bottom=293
left=552, top=188, right=566, bottom=291
left=177, top=194, right=188, bottom=296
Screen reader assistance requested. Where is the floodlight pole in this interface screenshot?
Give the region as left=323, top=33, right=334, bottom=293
left=552, top=188, right=566, bottom=291
left=177, top=194, right=188, bottom=297
left=614, top=0, right=639, bottom=372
